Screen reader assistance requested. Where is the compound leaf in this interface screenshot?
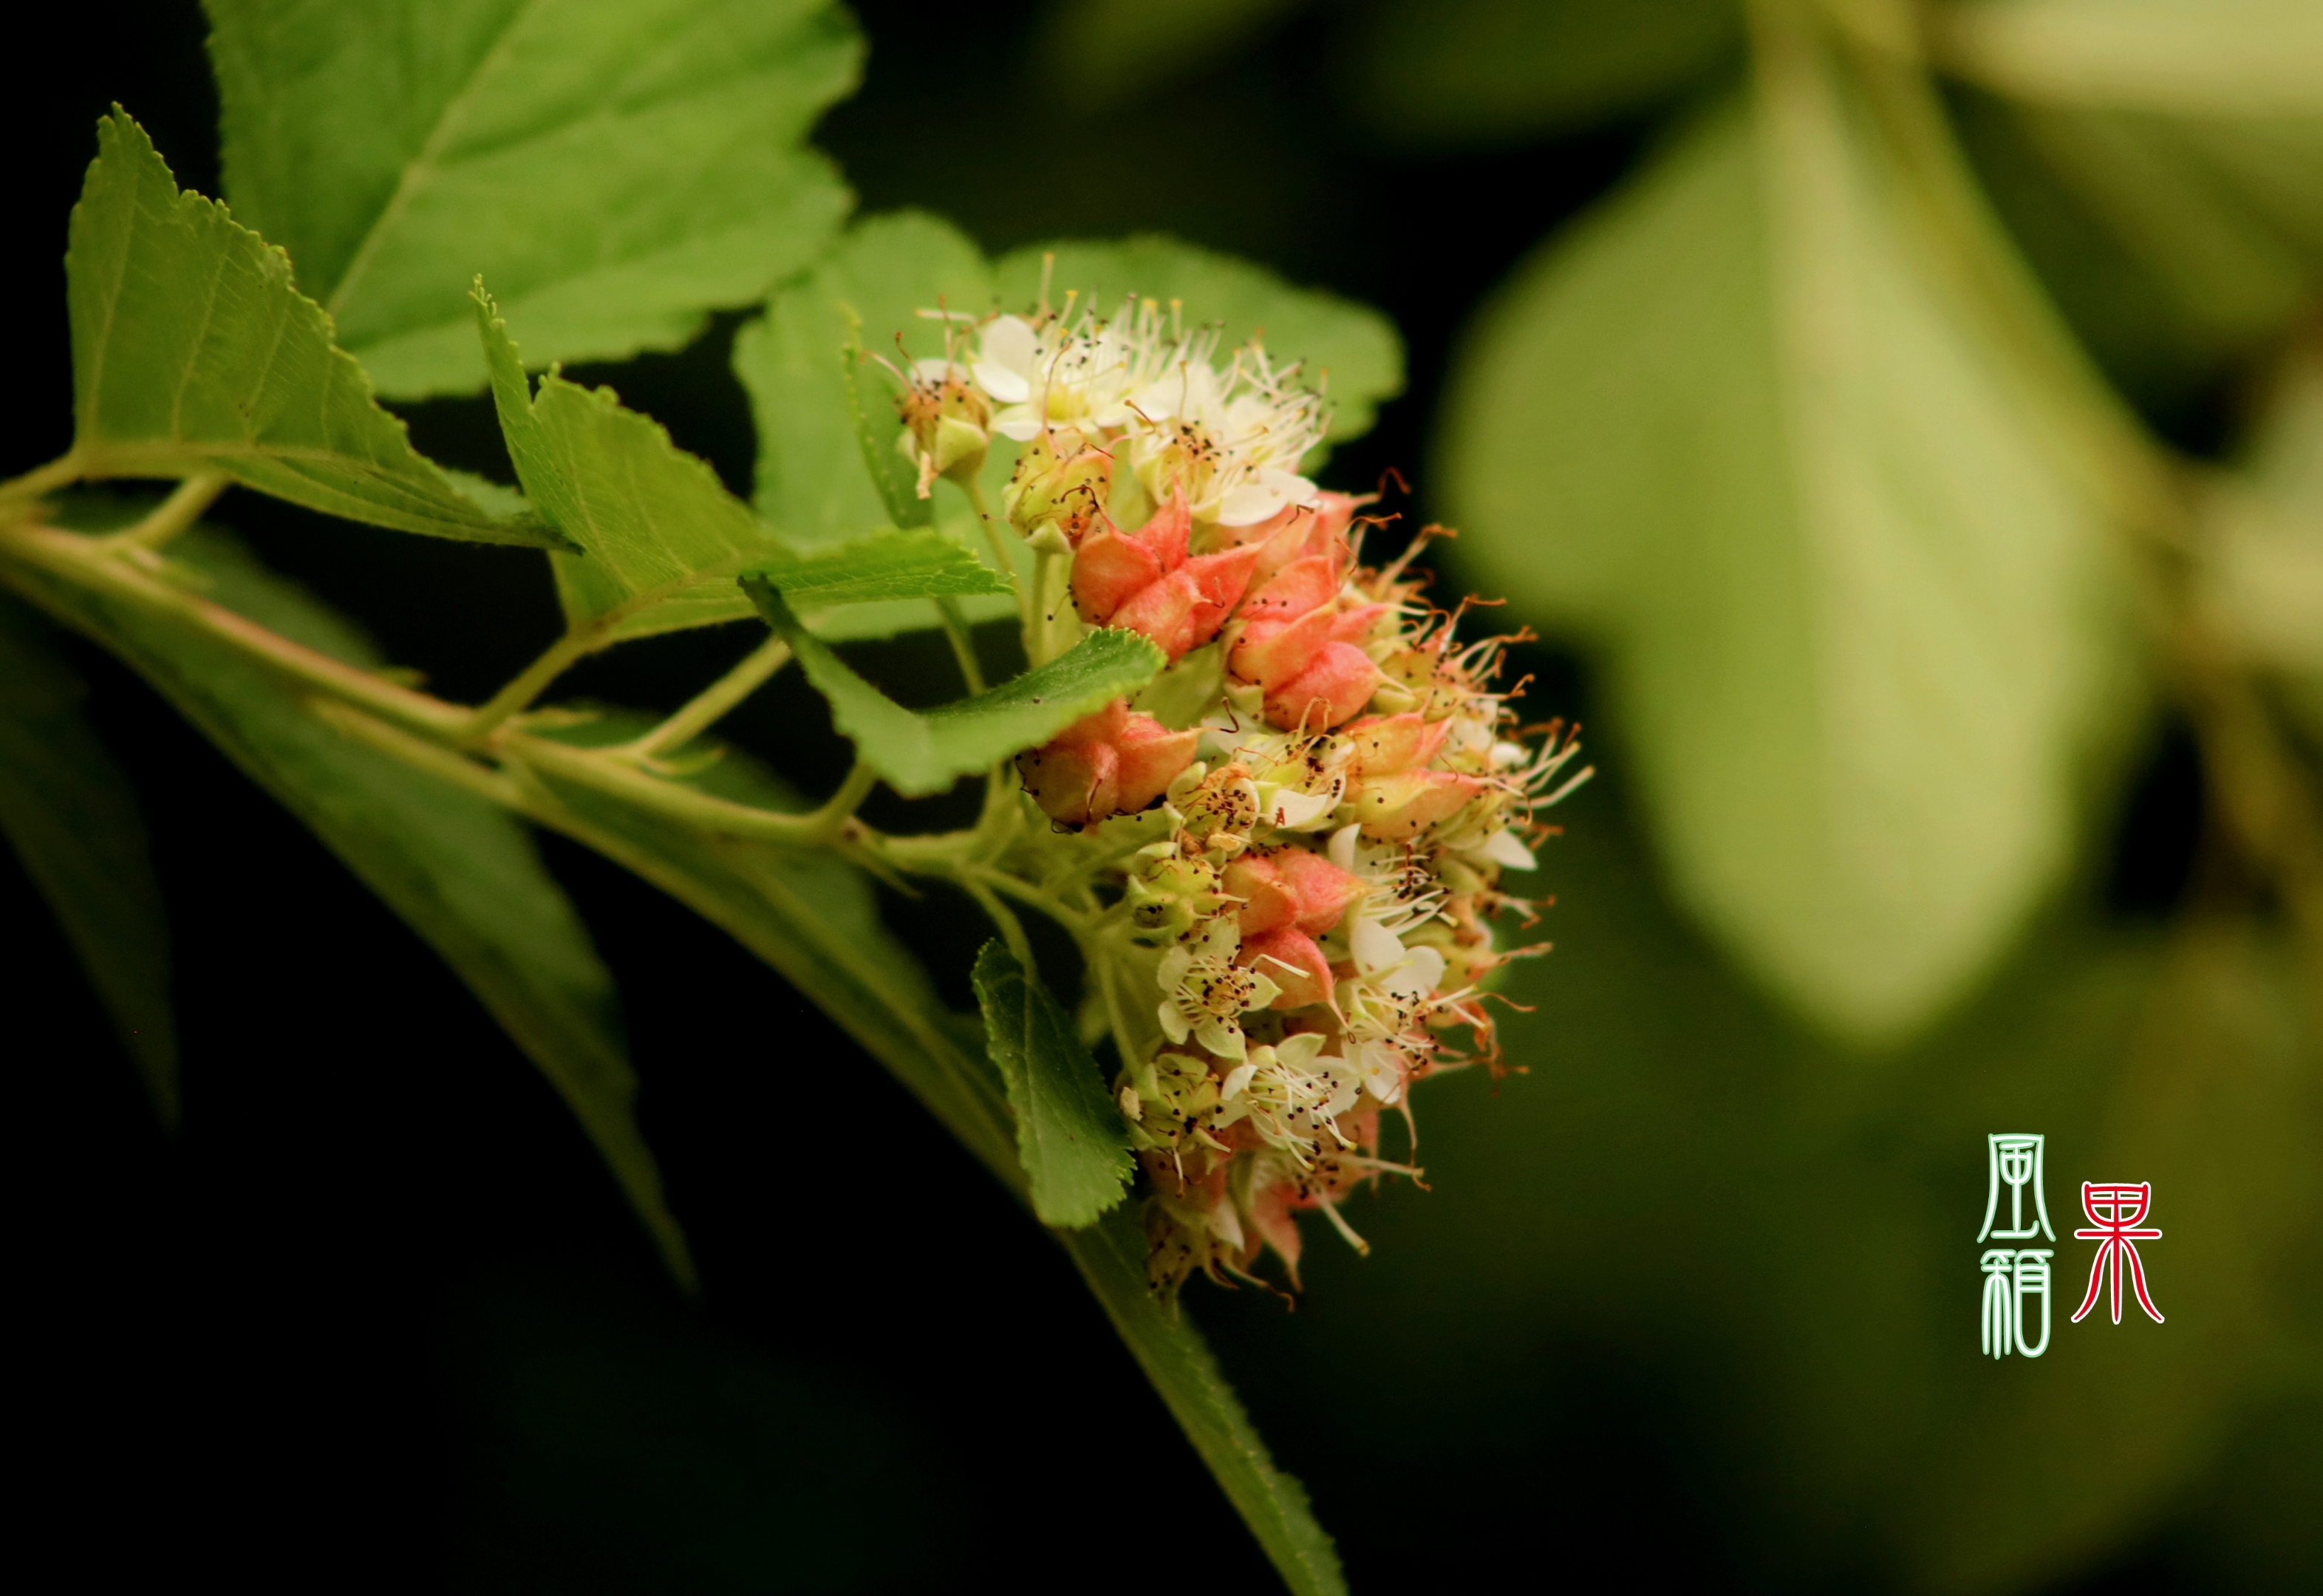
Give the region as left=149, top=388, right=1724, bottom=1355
left=64, top=110, right=554, bottom=548
left=208, top=0, right=862, bottom=398
left=970, top=941, right=1133, bottom=1227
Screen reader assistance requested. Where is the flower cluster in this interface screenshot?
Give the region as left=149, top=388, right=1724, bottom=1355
left=914, top=292, right=1586, bottom=1292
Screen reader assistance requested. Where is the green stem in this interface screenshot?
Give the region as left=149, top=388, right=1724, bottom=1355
left=961, top=876, right=1035, bottom=969
left=1028, top=541, right=1078, bottom=667
left=0, top=451, right=86, bottom=505
left=622, top=634, right=793, bottom=761
left=935, top=596, right=986, bottom=694
left=0, top=518, right=465, bottom=738
left=501, top=732, right=869, bottom=846
left=101, top=471, right=232, bottom=551
left=458, top=627, right=600, bottom=743
left=964, top=474, right=1039, bottom=652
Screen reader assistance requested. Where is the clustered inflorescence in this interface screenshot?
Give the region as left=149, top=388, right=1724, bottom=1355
left=896, top=291, right=1588, bottom=1293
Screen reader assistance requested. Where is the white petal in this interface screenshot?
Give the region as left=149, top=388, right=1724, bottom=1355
left=1257, top=468, right=1319, bottom=505
left=1481, top=828, right=1538, bottom=871
left=1264, top=785, right=1334, bottom=829
left=1210, top=1201, right=1246, bottom=1250
left=1351, top=913, right=1403, bottom=975
left=1328, top=822, right=1361, bottom=873
left=1159, top=1001, right=1190, bottom=1045
left=1383, top=945, right=1447, bottom=1001
left=1158, top=944, right=1193, bottom=992
left=980, top=315, right=1038, bottom=375
left=913, top=356, right=957, bottom=383
left=1364, top=1057, right=1404, bottom=1106
left=1220, top=1062, right=1258, bottom=1101
left=972, top=362, right=1030, bottom=403
left=992, top=410, right=1043, bottom=442
left=1198, top=1017, right=1247, bottom=1062
left=1278, top=1032, right=1328, bottom=1069
left=1216, top=484, right=1287, bottom=527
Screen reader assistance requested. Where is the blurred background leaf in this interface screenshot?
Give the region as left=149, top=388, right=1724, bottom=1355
left=1337, top=0, right=1743, bottom=148
left=13, top=1, right=2323, bottom=1590
left=0, top=593, right=177, bottom=1123
left=1434, top=64, right=2138, bottom=1043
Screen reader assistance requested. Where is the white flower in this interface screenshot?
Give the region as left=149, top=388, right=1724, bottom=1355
left=958, top=296, right=1326, bottom=525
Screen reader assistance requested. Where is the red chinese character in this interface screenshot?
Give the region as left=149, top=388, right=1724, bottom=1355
left=2071, top=1182, right=2165, bottom=1326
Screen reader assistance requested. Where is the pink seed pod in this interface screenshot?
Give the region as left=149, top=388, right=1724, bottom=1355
left=1274, top=848, right=1368, bottom=934
left=1017, top=700, right=1200, bottom=829
left=1348, top=767, right=1489, bottom=840
left=1262, top=641, right=1381, bottom=732
left=1344, top=712, right=1453, bottom=777
left=1108, top=545, right=1263, bottom=663
left=1222, top=847, right=1362, bottom=937
left=1236, top=926, right=1336, bottom=1010
left=1072, top=493, right=1190, bottom=624
left=1237, top=491, right=1367, bottom=587
left=1074, top=494, right=1261, bottom=662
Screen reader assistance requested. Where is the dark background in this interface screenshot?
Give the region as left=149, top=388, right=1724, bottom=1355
left=6, top=3, right=2290, bottom=1592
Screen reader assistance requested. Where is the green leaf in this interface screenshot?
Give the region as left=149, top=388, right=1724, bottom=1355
left=736, top=211, right=1023, bottom=641
left=1437, top=78, right=2136, bottom=1041
left=1939, top=3, right=2323, bottom=392
left=745, top=528, right=1013, bottom=610
left=990, top=236, right=1406, bottom=453
left=1936, top=0, right=2323, bottom=117
left=2207, top=341, right=2323, bottom=738
left=0, top=593, right=177, bottom=1125
left=1034, top=0, right=1306, bottom=112
left=64, top=110, right=556, bottom=549
left=206, top=0, right=862, bottom=398
left=1060, top=1213, right=1346, bottom=1595
left=838, top=307, right=932, bottom=530
left=969, top=941, right=1133, bottom=1227
left=510, top=721, right=1342, bottom=1596
left=478, top=287, right=780, bottom=641
left=1343, top=0, right=1742, bottom=148
left=8, top=523, right=694, bottom=1289
left=747, top=579, right=1165, bottom=796
left=737, top=211, right=994, bottom=545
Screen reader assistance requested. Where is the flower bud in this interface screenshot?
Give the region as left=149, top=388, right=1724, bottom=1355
left=898, top=364, right=991, bottom=497
left=1125, top=850, right=1227, bottom=944
left=1003, top=432, right=1112, bottom=543
left=1017, top=700, right=1200, bottom=828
